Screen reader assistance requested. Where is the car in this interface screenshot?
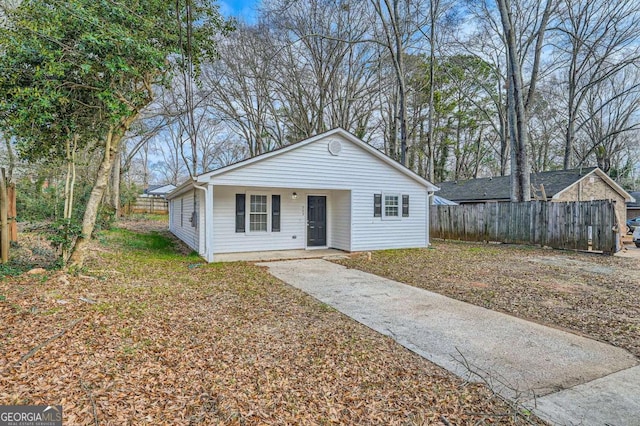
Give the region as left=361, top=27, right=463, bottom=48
left=633, top=226, right=640, bottom=247
left=627, top=216, right=640, bottom=233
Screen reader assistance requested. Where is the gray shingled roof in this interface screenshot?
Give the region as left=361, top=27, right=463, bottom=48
left=627, top=192, right=640, bottom=207
left=436, top=167, right=598, bottom=202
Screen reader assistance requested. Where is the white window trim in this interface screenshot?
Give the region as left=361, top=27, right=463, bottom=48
left=247, top=192, right=270, bottom=233
left=382, top=193, right=401, bottom=220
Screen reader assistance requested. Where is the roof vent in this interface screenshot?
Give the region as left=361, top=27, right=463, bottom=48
left=328, top=140, right=342, bottom=156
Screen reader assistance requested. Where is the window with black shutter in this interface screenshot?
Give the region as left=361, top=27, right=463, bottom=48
left=235, top=194, right=245, bottom=232
left=374, top=193, right=382, bottom=217
left=402, top=195, right=409, bottom=217
left=272, top=195, right=281, bottom=232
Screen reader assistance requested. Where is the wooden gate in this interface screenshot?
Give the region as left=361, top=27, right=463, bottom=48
left=430, top=200, right=617, bottom=254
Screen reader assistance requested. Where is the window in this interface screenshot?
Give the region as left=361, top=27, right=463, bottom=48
left=384, top=195, right=399, bottom=217
left=236, top=193, right=282, bottom=233
left=374, top=193, right=409, bottom=219
left=249, top=194, right=268, bottom=232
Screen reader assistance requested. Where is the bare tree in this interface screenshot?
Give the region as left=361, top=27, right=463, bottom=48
left=497, top=0, right=554, bottom=201
left=203, top=23, right=285, bottom=156
left=576, top=67, right=640, bottom=172
left=151, top=122, right=190, bottom=185
left=369, top=0, right=416, bottom=165
left=265, top=0, right=380, bottom=143
left=555, top=0, right=640, bottom=169
left=455, top=2, right=510, bottom=176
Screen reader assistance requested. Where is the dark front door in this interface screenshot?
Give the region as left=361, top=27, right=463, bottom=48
left=307, top=196, right=327, bottom=247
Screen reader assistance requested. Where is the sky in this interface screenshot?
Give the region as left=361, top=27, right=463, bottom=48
left=218, top=0, right=260, bottom=23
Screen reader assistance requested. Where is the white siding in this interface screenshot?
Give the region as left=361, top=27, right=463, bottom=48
left=212, top=135, right=428, bottom=251
left=212, top=186, right=307, bottom=254
left=350, top=188, right=427, bottom=251
left=210, top=134, right=428, bottom=252
left=331, top=190, right=351, bottom=251
left=168, top=190, right=199, bottom=251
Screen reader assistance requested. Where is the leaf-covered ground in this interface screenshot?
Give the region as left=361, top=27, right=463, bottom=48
left=335, top=242, right=640, bottom=359
left=0, top=219, right=543, bottom=425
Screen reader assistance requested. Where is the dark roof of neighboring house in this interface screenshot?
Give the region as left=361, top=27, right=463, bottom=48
left=627, top=192, right=640, bottom=207
left=437, top=167, right=598, bottom=202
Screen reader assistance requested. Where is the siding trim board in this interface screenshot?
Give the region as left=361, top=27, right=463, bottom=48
left=166, top=128, right=436, bottom=262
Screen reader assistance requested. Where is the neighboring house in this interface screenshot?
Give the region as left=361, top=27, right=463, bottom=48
left=166, top=128, right=438, bottom=262
left=626, top=191, right=640, bottom=222
left=437, top=167, right=634, bottom=230
left=143, top=184, right=177, bottom=198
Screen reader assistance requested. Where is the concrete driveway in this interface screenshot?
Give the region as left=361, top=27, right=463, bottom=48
left=616, top=239, right=640, bottom=258
left=260, top=259, right=640, bottom=426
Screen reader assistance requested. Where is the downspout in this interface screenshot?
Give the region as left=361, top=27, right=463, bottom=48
left=193, top=181, right=209, bottom=261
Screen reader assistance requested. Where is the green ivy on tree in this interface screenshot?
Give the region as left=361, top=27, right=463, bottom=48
left=0, top=0, right=232, bottom=268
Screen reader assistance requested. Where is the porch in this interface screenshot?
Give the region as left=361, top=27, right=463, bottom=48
left=213, top=248, right=349, bottom=263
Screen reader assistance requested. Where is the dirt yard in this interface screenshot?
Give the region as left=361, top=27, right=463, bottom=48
left=0, top=219, right=543, bottom=425
left=336, top=241, right=640, bottom=359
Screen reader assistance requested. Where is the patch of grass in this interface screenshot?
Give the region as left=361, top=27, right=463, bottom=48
left=110, top=228, right=175, bottom=251
left=127, top=213, right=168, bottom=222
left=0, top=263, right=27, bottom=278
left=98, top=227, right=202, bottom=265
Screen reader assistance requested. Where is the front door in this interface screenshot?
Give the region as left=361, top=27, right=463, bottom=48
left=307, top=196, right=327, bottom=247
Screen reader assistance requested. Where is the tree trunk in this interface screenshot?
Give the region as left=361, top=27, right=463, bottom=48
left=0, top=168, right=8, bottom=263
left=68, top=117, right=135, bottom=269
left=4, top=135, right=15, bottom=184
left=63, top=135, right=77, bottom=220
left=111, top=149, right=121, bottom=220
left=498, top=0, right=531, bottom=202
left=426, top=0, right=439, bottom=182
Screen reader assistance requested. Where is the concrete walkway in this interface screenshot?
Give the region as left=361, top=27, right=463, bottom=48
left=259, top=259, right=640, bottom=426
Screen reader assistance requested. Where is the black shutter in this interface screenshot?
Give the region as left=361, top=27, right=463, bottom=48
left=374, top=194, right=382, bottom=217
left=402, top=195, right=409, bottom=217
left=272, top=195, right=281, bottom=232
left=235, top=194, right=245, bottom=233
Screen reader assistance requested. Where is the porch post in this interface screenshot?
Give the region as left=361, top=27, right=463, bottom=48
left=205, top=184, right=215, bottom=262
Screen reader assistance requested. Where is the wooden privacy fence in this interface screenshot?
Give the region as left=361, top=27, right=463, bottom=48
left=124, top=196, right=169, bottom=215
left=430, top=200, right=618, bottom=254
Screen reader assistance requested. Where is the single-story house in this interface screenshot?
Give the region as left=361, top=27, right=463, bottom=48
left=437, top=167, right=634, bottom=230
left=144, top=184, right=177, bottom=198
left=167, top=128, right=439, bottom=262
